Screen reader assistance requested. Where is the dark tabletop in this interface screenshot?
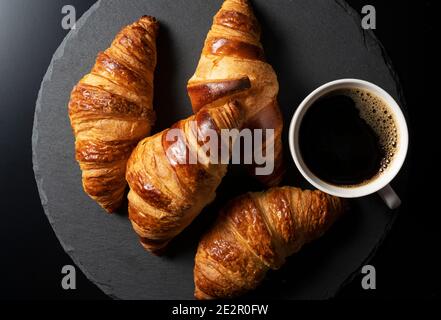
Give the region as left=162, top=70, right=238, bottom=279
left=0, top=0, right=435, bottom=299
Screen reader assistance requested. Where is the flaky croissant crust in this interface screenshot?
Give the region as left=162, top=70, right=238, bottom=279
left=126, top=101, right=245, bottom=254
left=68, top=16, right=158, bottom=212
left=187, top=0, right=285, bottom=186
left=194, top=186, right=345, bottom=299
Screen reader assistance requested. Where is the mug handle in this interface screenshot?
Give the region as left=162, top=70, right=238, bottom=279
left=377, top=184, right=401, bottom=209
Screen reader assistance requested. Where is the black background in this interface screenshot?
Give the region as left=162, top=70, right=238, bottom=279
left=0, top=0, right=435, bottom=300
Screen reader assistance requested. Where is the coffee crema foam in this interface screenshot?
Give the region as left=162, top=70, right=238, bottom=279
left=332, top=88, right=399, bottom=179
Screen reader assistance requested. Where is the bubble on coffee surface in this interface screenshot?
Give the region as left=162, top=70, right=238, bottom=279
left=335, top=88, right=399, bottom=174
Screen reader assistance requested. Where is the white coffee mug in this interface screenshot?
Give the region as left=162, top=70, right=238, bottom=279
left=289, top=79, right=408, bottom=209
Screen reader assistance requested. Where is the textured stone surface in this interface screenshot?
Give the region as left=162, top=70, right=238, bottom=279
left=32, top=0, right=407, bottom=299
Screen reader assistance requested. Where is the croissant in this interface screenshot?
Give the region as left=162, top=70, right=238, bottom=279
left=126, top=101, right=245, bottom=254
left=68, top=16, right=158, bottom=213
left=194, top=187, right=345, bottom=299
left=187, top=0, right=285, bottom=187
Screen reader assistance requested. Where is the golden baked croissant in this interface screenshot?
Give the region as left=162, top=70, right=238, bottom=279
left=126, top=101, right=245, bottom=254
left=68, top=16, right=158, bottom=213
left=187, top=0, right=285, bottom=187
left=194, top=187, right=345, bottom=299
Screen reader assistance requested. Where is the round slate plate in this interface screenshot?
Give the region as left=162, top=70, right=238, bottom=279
left=33, top=0, right=408, bottom=300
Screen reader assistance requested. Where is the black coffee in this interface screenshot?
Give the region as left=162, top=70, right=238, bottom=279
left=299, top=88, right=398, bottom=186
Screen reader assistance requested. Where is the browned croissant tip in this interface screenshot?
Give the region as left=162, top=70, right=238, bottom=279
left=215, top=9, right=260, bottom=37
left=139, top=239, right=169, bottom=256
left=137, top=15, right=159, bottom=34
left=194, top=287, right=213, bottom=300
left=89, top=191, right=124, bottom=214
left=221, top=0, right=256, bottom=21
left=102, top=203, right=120, bottom=214
left=187, top=77, right=251, bottom=112
left=140, top=15, right=157, bottom=22
left=224, top=0, right=251, bottom=6
left=139, top=15, right=158, bottom=24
